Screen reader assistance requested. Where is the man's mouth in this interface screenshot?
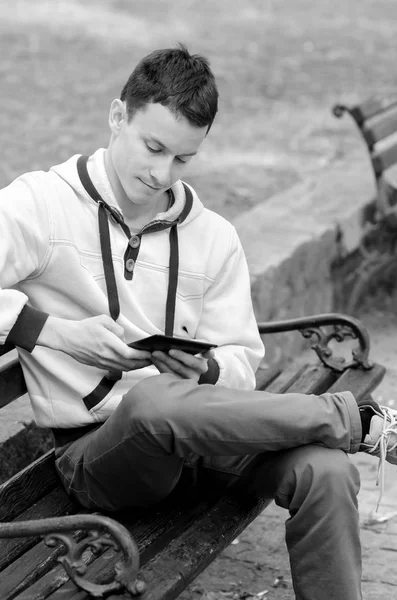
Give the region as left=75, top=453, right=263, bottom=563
left=139, top=179, right=162, bottom=190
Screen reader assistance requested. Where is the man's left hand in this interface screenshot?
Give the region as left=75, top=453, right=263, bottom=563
left=151, top=349, right=213, bottom=381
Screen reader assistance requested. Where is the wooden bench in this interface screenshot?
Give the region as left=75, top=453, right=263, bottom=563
left=333, top=95, right=397, bottom=213
left=333, top=96, right=397, bottom=312
left=0, top=313, right=385, bottom=600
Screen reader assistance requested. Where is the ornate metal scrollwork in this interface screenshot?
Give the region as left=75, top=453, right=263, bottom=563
left=0, top=514, right=145, bottom=598
left=258, top=313, right=373, bottom=372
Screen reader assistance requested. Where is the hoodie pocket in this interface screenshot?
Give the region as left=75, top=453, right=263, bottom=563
left=79, top=251, right=105, bottom=280
left=176, top=271, right=206, bottom=301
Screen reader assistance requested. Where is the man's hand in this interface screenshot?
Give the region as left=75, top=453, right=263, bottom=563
left=37, top=315, right=152, bottom=372
left=151, top=348, right=212, bottom=381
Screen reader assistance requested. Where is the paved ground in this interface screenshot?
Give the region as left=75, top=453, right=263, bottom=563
left=179, top=308, right=397, bottom=600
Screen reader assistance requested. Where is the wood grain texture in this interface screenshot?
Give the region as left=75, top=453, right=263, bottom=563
left=255, top=363, right=282, bottom=390
left=326, top=363, right=385, bottom=399
left=0, top=486, right=75, bottom=572
left=0, top=451, right=58, bottom=521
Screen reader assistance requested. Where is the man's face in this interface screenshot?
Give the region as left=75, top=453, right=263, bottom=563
left=108, top=102, right=208, bottom=205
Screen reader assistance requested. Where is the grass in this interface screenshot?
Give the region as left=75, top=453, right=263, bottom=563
left=2, top=0, right=397, bottom=220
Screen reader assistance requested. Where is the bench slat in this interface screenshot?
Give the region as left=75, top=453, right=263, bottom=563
left=263, top=361, right=309, bottom=393
left=135, top=494, right=273, bottom=600
left=372, top=141, right=397, bottom=177
left=0, top=486, right=75, bottom=573
left=287, top=362, right=338, bottom=395
left=0, top=520, right=89, bottom=600
left=363, top=107, right=397, bottom=146
left=350, top=96, right=397, bottom=123
left=0, top=359, right=27, bottom=408
left=255, top=363, right=282, bottom=390
left=6, top=493, right=230, bottom=600
left=0, top=451, right=58, bottom=521
left=326, top=362, right=385, bottom=399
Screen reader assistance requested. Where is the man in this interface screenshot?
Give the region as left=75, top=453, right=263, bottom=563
left=0, top=45, right=396, bottom=600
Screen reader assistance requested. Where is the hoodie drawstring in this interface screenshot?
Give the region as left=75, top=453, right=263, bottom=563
left=76, top=154, right=188, bottom=410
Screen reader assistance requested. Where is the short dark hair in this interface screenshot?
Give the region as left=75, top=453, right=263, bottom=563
left=120, top=44, right=218, bottom=132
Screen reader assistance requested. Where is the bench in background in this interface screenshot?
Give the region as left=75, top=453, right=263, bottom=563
left=333, top=96, right=397, bottom=312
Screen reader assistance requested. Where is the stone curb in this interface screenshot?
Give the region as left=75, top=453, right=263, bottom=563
left=234, top=147, right=376, bottom=362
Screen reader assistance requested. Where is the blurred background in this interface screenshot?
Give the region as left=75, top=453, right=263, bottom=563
left=3, top=0, right=397, bottom=222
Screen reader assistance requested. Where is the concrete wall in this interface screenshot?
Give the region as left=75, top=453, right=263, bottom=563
left=234, top=148, right=376, bottom=363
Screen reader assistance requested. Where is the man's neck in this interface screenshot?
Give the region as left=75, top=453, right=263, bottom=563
left=103, top=149, right=169, bottom=231
left=123, top=193, right=169, bottom=232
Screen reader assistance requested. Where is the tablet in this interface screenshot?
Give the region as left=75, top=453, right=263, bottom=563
left=128, top=334, right=217, bottom=355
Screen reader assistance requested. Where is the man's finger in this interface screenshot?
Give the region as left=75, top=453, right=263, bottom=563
left=111, top=337, right=152, bottom=360
left=168, top=349, right=208, bottom=374
left=151, top=356, right=175, bottom=375
left=151, top=354, right=196, bottom=378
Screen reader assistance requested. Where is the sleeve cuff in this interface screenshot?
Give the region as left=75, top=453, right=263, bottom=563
left=6, top=305, right=49, bottom=352
left=198, top=357, right=220, bottom=385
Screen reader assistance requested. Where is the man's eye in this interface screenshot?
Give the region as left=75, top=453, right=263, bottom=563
left=146, top=144, right=161, bottom=153
left=176, top=157, right=188, bottom=164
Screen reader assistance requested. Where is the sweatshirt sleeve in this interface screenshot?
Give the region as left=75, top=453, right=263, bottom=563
left=0, top=174, right=50, bottom=350
left=195, top=226, right=265, bottom=390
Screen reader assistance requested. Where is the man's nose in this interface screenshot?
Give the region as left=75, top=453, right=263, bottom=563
left=150, top=158, right=173, bottom=188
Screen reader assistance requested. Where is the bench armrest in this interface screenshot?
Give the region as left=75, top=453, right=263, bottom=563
left=257, top=312, right=372, bottom=372
left=0, top=513, right=145, bottom=597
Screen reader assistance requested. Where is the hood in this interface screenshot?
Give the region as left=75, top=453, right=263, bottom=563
left=50, top=148, right=205, bottom=227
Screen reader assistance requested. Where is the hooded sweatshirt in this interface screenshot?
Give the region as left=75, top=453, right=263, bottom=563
left=0, top=149, right=264, bottom=428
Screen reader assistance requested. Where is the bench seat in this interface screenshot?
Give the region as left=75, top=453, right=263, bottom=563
left=0, top=313, right=385, bottom=599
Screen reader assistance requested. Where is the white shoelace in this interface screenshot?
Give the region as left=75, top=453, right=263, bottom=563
left=364, top=406, right=397, bottom=510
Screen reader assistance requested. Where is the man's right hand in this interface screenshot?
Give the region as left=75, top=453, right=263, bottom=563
left=36, top=314, right=152, bottom=372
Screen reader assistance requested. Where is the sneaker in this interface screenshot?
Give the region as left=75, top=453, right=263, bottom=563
left=359, top=402, right=397, bottom=509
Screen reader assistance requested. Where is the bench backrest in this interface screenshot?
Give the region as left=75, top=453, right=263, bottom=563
left=333, top=95, right=397, bottom=179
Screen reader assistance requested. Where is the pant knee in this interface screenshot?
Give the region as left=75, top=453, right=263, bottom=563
left=120, top=374, right=194, bottom=435
left=276, top=445, right=361, bottom=511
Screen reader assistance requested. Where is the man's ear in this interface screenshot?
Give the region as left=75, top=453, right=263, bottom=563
left=108, top=99, right=126, bottom=136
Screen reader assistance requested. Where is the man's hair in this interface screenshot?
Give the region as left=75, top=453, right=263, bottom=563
left=120, top=44, right=218, bottom=131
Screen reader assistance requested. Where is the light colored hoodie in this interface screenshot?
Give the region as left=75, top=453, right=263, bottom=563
left=0, top=149, right=264, bottom=428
